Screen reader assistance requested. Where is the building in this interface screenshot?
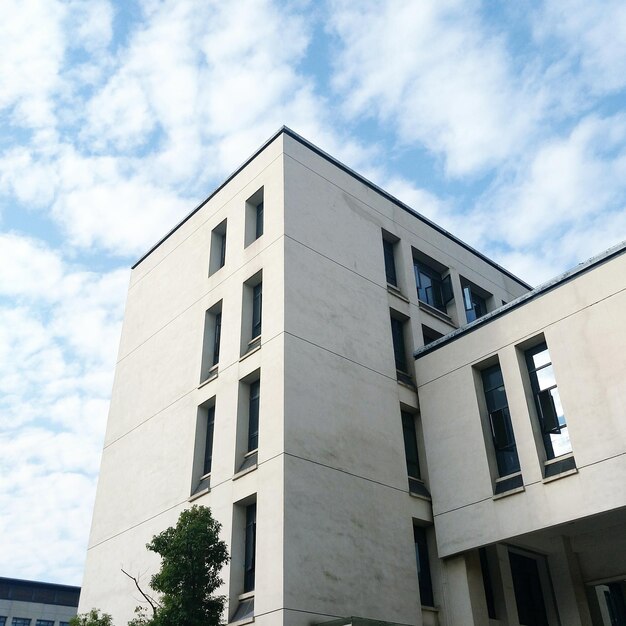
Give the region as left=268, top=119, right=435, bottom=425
left=0, top=577, right=80, bottom=626
left=79, top=127, right=626, bottom=626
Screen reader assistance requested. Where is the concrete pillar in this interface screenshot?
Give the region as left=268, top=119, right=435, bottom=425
left=441, top=552, right=489, bottom=626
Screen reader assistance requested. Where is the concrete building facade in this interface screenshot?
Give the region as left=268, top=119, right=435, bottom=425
left=0, top=577, right=80, bottom=626
left=79, top=128, right=626, bottom=626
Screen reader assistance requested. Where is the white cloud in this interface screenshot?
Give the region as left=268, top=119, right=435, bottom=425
left=328, top=0, right=543, bottom=177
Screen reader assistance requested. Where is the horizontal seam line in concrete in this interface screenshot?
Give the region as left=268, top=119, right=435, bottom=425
left=114, top=233, right=283, bottom=367
left=86, top=451, right=284, bottom=551
left=102, top=330, right=284, bottom=450
left=129, top=150, right=283, bottom=286
left=284, top=451, right=415, bottom=496
left=285, top=151, right=524, bottom=295
left=283, top=330, right=398, bottom=384
left=417, top=285, right=626, bottom=388
left=432, top=451, right=626, bottom=518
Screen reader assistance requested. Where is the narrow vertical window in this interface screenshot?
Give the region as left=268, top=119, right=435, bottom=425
left=245, top=187, right=264, bottom=246
left=414, top=526, right=434, bottom=607
left=383, top=237, right=398, bottom=286
left=203, top=405, right=215, bottom=476
left=212, top=312, right=222, bottom=366
left=200, top=301, right=222, bottom=382
left=248, top=380, right=260, bottom=452
left=390, top=316, right=407, bottom=373
left=481, top=364, right=520, bottom=477
left=479, top=548, right=497, bottom=619
left=209, top=219, right=227, bottom=275
left=255, top=201, right=264, bottom=239
left=525, top=342, right=572, bottom=460
left=244, top=503, right=257, bottom=593
left=463, top=285, right=487, bottom=323
left=252, top=283, right=262, bottom=339
left=402, top=411, right=421, bottom=492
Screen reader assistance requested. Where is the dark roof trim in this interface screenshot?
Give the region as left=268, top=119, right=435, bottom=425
left=414, top=239, right=626, bottom=360
left=132, top=126, right=531, bottom=290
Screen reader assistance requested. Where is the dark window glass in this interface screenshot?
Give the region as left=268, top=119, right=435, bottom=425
left=252, top=283, right=262, bottom=339
left=390, top=316, right=407, bottom=373
left=60, top=623, right=70, bottom=626
left=212, top=312, right=221, bottom=366
left=463, top=286, right=487, bottom=323
left=255, top=202, right=264, bottom=239
left=36, top=621, right=54, bottom=626
left=479, top=548, right=497, bottom=619
left=525, top=342, right=572, bottom=460
left=12, top=620, right=31, bottom=626
left=248, top=380, right=260, bottom=452
left=422, top=325, right=443, bottom=345
left=414, top=262, right=452, bottom=312
left=244, top=503, right=257, bottom=593
left=481, top=364, right=520, bottom=477
left=509, top=552, right=549, bottom=626
left=383, top=239, right=397, bottom=286
left=402, top=412, right=421, bottom=482
left=0, top=618, right=6, bottom=626
left=203, top=405, right=215, bottom=476
left=219, top=231, right=226, bottom=269
left=414, top=526, right=434, bottom=607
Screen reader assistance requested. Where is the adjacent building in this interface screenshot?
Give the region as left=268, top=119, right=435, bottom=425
left=0, top=577, right=80, bottom=626
left=79, top=127, right=626, bottom=626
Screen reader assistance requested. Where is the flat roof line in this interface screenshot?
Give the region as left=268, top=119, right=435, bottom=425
left=131, top=126, right=531, bottom=290
left=413, top=238, right=626, bottom=360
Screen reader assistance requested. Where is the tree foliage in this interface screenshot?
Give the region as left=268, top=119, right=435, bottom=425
left=133, top=504, right=230, bottom=626
left=69, top=609, right=113, bottom=626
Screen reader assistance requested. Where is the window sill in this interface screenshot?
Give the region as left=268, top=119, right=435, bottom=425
left=238, top=591, right=255, bottom=601
left=421, top=605, right=439, bottom=612
left=387, top=284, right=409, bottom=303
left=409, top=491, right=432, bottom=503
left=240, top=342, right=261, bottom=362
left=542, top=467, right=578, bottom=484
left=418, top=300, right=456, bottom=326
left=198, top=369, right=218, bottom=388
left=234, top=452, right=258, bottom=480
left=188, top=487, right=210, bottom=502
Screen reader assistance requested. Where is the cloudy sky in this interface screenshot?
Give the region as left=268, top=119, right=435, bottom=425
left=1, top=0, right=626, bottom=586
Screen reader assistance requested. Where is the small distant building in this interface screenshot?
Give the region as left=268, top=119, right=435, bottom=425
left=0, top=577, right=80, bottom=626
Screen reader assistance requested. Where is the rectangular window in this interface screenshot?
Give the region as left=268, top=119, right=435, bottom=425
left=390, top=316, right=407, bottom=373
left=241, top=271, right=263, bottom=355
left=481, top=364, right=520, bottom=477
left=252, top=283, right=262, bottom=340
left=203, top=405, right=216, bottom=476
left=200, top=301, right=222, bottom=382
left=382, top=237, right=398, bottom=286
left=525, top=342, right=572, bottom=460
left=35, top=621, right=54, bottom=626
left=479, top=548, right=497, bottom=619
left=209, top=219, right=227, bottom=275
left=255, top=201, right=264, bottom=239
left=245, top=187, right=264, bottom=246
left=414, top=260, right=453, bottom=313
left=509, top=551, right=551, bottom=626
left=0, top=618, right=6, bottom=626
left=12, top=620, right=31, bottom=626
left=414, top=526, right=434, bottom=607
left=248, top=380, right=260, bottom=453
left=463, top=285, right=487, bottom=323
left=244, top=503, right=257, bottom=593
left=60, top=623, right=70, bottom=626
left=402, top=411, right=421, bottom=486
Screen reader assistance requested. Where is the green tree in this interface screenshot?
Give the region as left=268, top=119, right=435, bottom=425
left=69, top=609, right=113, bottom=626
left=125, top=505, right=229, bottom=626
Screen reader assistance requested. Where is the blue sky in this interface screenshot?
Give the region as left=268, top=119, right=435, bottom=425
left=1, top=0, right=626, bottom=586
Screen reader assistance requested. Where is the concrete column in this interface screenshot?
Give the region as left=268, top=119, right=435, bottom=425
left=441, top=552, right=489, bottom=626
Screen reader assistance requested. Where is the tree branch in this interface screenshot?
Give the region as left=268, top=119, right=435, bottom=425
left=121, top=568, right=161, bottom=614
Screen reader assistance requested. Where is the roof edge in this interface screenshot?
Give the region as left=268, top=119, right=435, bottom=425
left=131, top=126, right=531, bottom=290
left=413, top=238, right=626, bottom=360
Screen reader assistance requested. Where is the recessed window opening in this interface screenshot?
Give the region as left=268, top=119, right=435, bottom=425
left=390, top=312, right=412, bottom=385
left=252, top=283, right=262, bottom=340
left=381, top=232, right=399, bottom=287
left=245, top=187, right=264, bottom=247
left=200, top=301, right=222, bottom=382
left=191, top=399, right=216, bottom=496
left=402, top=411, right=421, bottom=487
left=422, top=325, right=444, bottom=346
left=462, top=281, right=488, bottom=323
left=248, top=379, right=260, bottom=453
left=525, top=342, right=572, bottom=460
left=244, top=503, right=257, bottom=593
left=481, top=364, right=520, bottom=477
left=413, top=254, right=453, bottom=313
left=209, top=219, right=227, bottom=275
left=414, top=525, right=435, bottom=607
